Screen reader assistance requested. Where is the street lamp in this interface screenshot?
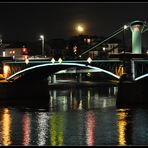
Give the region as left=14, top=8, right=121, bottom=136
left=123, top=25, right=128, bottom=53
left=40, top=35, right=44, bottom=56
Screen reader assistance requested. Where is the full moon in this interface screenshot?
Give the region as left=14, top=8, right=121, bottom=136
left=76, top=25, right=84, bottom=33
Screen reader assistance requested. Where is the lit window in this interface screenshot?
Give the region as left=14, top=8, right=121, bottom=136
left=87, top=38, right=91, bottom=43
left=22, top=48, right=26, bottom=52
left=103, top=47, right=106, bottom=51
left=3, top=51, right=5, bottom=57
left=73, top=46, right=77, bottom=54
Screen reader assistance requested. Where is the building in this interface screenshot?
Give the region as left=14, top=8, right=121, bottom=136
left=67, top=35, right=122, bottom=59
left=0, top=42, right=28, bottom=59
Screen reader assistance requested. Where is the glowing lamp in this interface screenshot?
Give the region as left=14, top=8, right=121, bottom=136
left=25, top=58, right=29, bottom=64
left=87, top=57, right=92, bottom=64
left=22, top=48, right=26, bottom=52
left=58, top=58, right=62, bottom=63
left=3, top=65, right=10, bottom=78
left=24, top=56, right=29, bottom=64
left=51, top=58, right=55, bottom=64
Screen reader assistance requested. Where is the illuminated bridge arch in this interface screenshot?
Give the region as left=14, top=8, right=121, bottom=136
left=135, top=73, right=148, bottom=81
left=6, top=63, right=120, bottom=81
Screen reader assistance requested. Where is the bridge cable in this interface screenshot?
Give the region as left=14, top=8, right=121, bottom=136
left=78, top=25, right=127, bottom=58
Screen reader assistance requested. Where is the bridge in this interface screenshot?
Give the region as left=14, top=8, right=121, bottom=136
left=0, top=20, right=148, bottom=82
left=1, top=55, right=148, bottom=83
left=0, top=20, right=148, bottom=107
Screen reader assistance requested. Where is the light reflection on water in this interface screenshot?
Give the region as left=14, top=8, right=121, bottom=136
left=117, top=109, right=130, bottom=146
left=1, top=108, right=12, bottom=146
left=86, top=111, right=96, bottom=146
left=22, top=112, right=30, bottom=145
left=49, top=87, right=117, bottom=111
left=0, top=86, right=148, bottom=145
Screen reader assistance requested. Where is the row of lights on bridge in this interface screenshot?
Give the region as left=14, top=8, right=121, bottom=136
left=24, top=57, right=93, bottom=64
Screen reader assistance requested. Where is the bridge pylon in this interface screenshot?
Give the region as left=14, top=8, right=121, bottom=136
left=129, top=20, right=148, bottom=54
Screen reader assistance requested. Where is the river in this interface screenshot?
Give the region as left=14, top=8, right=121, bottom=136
left=0, top=85, right=147, bottom=146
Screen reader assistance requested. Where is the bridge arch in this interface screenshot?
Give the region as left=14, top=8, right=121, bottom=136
left=135, top=73, right=148, bottom=81
left=6, top=63, right=120, bottom=81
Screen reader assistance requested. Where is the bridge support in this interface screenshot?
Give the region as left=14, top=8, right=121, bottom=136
left=130, top=21, right=145, bottom=54
left=51, top=74, right=56, bottom=83
left=131, top=60, right=135, bottom=80
left=77, top=73, right=82, bottom=82
left=116, top=81, right=141, bottom=107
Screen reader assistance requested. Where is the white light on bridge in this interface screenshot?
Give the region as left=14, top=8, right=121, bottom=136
left=87, top=57, right=92, bottom=64
left=24, top=56, right=29, bottom=64
left=25, top=58, right=29, bottom=64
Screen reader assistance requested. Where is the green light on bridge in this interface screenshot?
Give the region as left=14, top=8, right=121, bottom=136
left=51, top=58, right=55, bottom=64
left=58, top=58, right=63, bottom=64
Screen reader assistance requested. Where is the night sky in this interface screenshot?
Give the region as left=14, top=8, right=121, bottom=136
left=0, top=2, right=148, bottom=46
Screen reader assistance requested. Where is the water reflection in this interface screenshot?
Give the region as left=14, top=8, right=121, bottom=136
left=117, top=109, right=129, bottom=146
left=1, top=108, right=12, bottom=146
left=132, top=108, right=148, bottom=145
left=86, top=111, right=96, bottom=146
left=49, top=87, right=117, bottom=111
left=37, top=113, right=49, bottom=146
left=0, top=86, right=120, bottom=146
left=22, top=112, right=30, bottom=145
left=49, top=113, right=64, bottom=146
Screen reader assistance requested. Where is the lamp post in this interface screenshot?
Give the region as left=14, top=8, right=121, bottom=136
left=40, top=35, right=44, bottom=56
left=123, top=25, right=128, bottom=53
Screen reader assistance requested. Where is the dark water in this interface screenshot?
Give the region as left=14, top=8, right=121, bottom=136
left=0, top=86, right=148, bottom=146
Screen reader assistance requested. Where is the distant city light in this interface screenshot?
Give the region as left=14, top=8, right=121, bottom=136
left=3, top=65, right=10, bottom=78
left=25, top=58, right=29, bottom=64
left=2, top=51, right=5, bottom=57
left=87, top=38, right=91, bottom=44
left=12, top=55, right=15, bottom=60
left=24, top=55, right=29, bottom=64
left=22, top=48, right=27, bottom=52
left=73, top=46, right=77, bottom=54
left=103, top=47, right=106, bottom=51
